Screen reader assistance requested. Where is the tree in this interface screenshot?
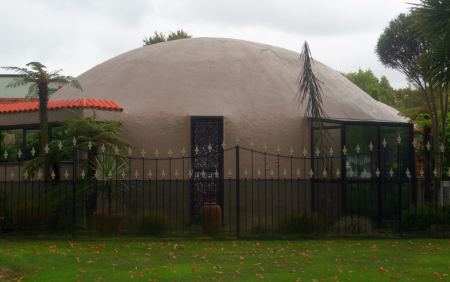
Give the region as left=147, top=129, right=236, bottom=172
left=143, top=29, right=192, bottom=46
left=142, top=31, right=166, bottom=46
left=376, top=13, right=447, bottom=154
left=378, top=76, right=396, bottom=106
left=412, top=0, right=450, bottom=89
left=2, top=62, right=82, bottom=153
left=345, top=69, right=396, bottom=106
left=167, top=30, right=192, bottom=41
left=345, top=69, right=381, bottom=100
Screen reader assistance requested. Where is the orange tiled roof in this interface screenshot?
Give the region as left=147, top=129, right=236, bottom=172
left=0, top=98, right=123, bottom=113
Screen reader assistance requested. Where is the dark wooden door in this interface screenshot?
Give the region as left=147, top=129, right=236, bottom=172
left=190, top=117, right=224, bottom=222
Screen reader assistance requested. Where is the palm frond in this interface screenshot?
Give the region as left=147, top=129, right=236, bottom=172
left=1, top=66, right=33, bottom=76
left=297, top=41, right=327, bottom=121
left=50, top=75, right=83, bottom=91
left=5, top=77, right=28, bottom=88
left=26, top=62, right=46, bottom=73
left=26, top=83, right=38, bottom=98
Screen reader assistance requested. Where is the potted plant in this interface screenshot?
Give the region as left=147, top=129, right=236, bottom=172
left=200, top=182, right=222, bottom=234
left=91, top=148, right=128, bottom=235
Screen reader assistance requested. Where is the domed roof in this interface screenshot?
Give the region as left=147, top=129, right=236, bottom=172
left=56, top=37, right=405, bottom=123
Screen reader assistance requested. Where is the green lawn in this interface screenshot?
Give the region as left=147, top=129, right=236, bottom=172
left=0, top=238, right=449, bottom=281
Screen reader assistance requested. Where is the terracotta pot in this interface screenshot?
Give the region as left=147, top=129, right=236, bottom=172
left=201, top=202, right=222, bottom=234
left=94, top=212, right=125, bottom=235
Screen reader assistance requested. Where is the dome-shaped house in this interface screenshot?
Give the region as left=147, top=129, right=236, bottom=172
left=0, top=38, right=415, bottom=233
left=53, top=37, right=408, bottom=153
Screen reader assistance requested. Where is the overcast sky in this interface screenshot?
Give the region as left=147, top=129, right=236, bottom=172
left=0, top=0, right=419, bottom=88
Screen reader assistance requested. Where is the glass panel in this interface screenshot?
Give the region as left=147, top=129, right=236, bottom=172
left=1, top=129, right=23, bottom=161
left=25, top=129, right=40, bottom=159
left=313, top=127, right=341, bottom=178
left=345, top=125, right=378, bottom=179
left=380, top=126, right=411, bottom=178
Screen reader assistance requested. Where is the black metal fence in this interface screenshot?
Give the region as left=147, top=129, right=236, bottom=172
left=0, top=140, right=449, bottom=238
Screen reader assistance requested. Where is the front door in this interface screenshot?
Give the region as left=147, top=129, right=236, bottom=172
left=190, top=117, right=224, bottom=222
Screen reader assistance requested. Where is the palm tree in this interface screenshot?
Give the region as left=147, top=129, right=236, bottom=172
left=2, top=62, right=82, bottom=150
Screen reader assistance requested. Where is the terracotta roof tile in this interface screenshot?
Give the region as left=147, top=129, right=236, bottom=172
left=0, top=98, right=123, bottom=113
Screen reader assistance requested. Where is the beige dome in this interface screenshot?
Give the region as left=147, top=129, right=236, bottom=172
left=55, top=37, right=406, bottom=152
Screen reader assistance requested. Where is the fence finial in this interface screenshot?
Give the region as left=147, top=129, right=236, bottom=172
left=154, top=148, right=159, bottom=157
left=58, top=141, right=63, bottom=151
left=315, top=147, right=320, bottom=157
left=17, top=149, right=22, bottom=159
left=44, top=144, right=50, bottom=154
left=72, top=137, right=77, bottom=146
left=405, top=168, right=411, bottom=178
left=369, top=141, right=374, bottom=152
left=389, top=168, right=394, bottom=177
left=439, top=143, right=445, bottom=153
left=181, top=147, right=186, bottom=156
left=141, top=148, right=146, bottom=158
left=148, top=169, right=152, bottom=179
left=31, top=147, right=36, bottom=157
left=382, top=138, right=387, bottom=148
left=426, top=141, right=431, bottom=151
left=289, top=147, right=294, bottom=156
left=336, top=168, right=341, bottom=178
left=396, top=134, right=401, bottom=144
left=128, top=147, right=133, bottom=157
left=355, top=144, right=361, bottom=154
left=419, top=166, right=424, bottom=177
left=24, top=170, right=29, bottom=180
left=309, top=169, right=314, bottom=178
left=376, top=168, right=381, bottom=178
left=342, top=146, right=347, bottom=156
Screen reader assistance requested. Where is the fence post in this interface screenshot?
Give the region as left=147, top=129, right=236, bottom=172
left=235, top=145, right=240, bottom=238
left=72, top=143, right=77, bottom=239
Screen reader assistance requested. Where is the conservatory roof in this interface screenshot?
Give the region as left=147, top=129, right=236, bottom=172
left=0, top=98, right=123, bottom=113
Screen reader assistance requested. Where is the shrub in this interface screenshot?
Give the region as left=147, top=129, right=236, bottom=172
left=399, top=205, right=450, bottom=232
left=278, top=213, right=324, bottom=235
left=333, top=215, right=374, bottom=234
